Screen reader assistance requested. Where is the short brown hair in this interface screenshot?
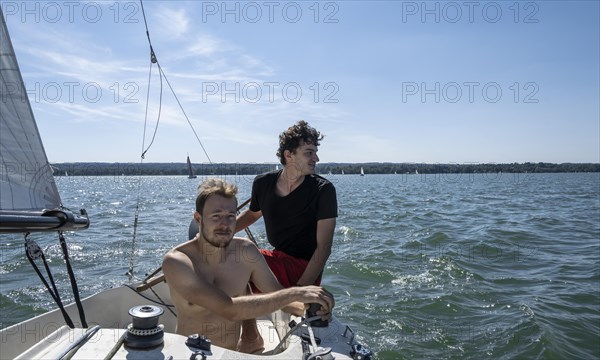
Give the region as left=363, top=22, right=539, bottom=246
left=276, top=120, right=324, bottom=165
left=195, top=178, right=238, bottom=214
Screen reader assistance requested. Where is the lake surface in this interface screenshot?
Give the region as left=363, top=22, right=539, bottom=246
left=1, top=172, right=599, bottom=359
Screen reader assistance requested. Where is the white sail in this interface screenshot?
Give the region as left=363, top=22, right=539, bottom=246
left=0, top=10, right=61, bottom=211
left=0, top=9, right=87, bottom=232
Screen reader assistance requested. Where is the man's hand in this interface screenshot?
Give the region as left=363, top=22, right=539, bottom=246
left=294, top=286, right=335, bottom=320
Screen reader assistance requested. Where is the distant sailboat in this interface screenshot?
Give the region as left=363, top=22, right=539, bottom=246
left=187, top=155, right=197, bottom=179
left=341, top=170, right=345, bottom=175
left=360, top=167, right=365, bottom=176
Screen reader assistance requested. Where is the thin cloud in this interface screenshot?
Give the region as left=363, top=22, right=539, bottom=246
left=17, top=24, right=146, bottom=86
left=185, top=34, right=228, bottom=57
left=39, top=101, right=140, bottom=123
left=153, top=6, right=190, bottom=39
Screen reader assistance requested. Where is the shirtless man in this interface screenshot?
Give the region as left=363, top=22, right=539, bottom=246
left=163, top=178, right=334, bottom=352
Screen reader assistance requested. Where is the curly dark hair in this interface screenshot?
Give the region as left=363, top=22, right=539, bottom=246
left=276, top=120, right=324, bottom=165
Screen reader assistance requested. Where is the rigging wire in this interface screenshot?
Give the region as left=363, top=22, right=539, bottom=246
left=129, top=0, right=255, bottom=280
left=158, top=65, right=212, bottom=163
left=141, top=61, right=163, bottom=159
left=129, top=0, right=160, bottom=282
left=138, top=0, right=211, bottom=163
left=129, top=0, right=213, bottom=281
left=128, top=37, right=152, bottom=283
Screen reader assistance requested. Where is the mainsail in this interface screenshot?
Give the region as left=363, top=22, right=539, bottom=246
left=0, top=9, right=88, bottom=232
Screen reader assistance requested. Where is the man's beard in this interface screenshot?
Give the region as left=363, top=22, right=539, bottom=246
left=200, top=222, right=232, bottom=248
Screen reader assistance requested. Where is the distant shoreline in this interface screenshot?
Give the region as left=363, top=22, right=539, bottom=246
left=51, top=162, right=600, bottom=176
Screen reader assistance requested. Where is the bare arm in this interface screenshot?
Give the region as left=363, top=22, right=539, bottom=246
left=230, top=286, right=331, bottom=320
left=296, top=217, right=336, bottom=286
left=235, top=208, right=262, bottom=233
left=163, top=246, right=332, bottom=322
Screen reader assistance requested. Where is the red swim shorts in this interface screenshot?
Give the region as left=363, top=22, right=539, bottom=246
left=255, top=249, right=321, bottom=290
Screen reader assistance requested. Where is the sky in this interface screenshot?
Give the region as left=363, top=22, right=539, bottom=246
left=1, top=0, right=599, bottom=164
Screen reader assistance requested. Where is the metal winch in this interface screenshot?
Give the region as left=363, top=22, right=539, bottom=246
left=124, top=305, right=165, bottom=349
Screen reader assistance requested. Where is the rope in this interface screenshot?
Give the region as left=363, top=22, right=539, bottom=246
left=124, top=283, right=178, bottom=319
left=24, top=233, right=75, bottom=328
left=307, top=323, right=318, bottom=349
left=56, top=325, right=101, bottom=360
left=263, top=316, right=323, bottom=355
left=103, top=330, right=127, bottom=360
left=58, top=231, right=88, bottom=328
left=24, top=231, right=88, bottom=329
left=148, top=286, right=178, bottom=318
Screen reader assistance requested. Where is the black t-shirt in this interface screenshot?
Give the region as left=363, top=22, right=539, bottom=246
left=250, top=170, right=337, bottom=261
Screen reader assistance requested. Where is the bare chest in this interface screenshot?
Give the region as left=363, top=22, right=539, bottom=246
left=196, top=260, right=252, bottom=297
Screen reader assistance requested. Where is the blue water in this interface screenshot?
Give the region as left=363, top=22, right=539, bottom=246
left=1, top=173, right=599, bottom=359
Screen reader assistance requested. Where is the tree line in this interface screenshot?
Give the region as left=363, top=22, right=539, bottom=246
left=52, top=162, right=600, bottom=176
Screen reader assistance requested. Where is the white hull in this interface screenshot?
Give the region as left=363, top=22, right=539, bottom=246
left=1, top=281, right=366, bottom=359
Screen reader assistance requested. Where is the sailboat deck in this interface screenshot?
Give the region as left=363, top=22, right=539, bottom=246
left=15, top=324, right=299, bottom=360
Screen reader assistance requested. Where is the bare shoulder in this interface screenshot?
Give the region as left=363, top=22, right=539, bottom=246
left=227, top=237, right=262, bottom=265
left=232, top=236, right=259, bottom=247
left=163, top=239, right=196, bottom=269
left=230, top=237, right=261, bottom=253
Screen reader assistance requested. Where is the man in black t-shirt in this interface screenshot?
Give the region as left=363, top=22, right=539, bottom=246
left=236, top=120, right=338, bottom=288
